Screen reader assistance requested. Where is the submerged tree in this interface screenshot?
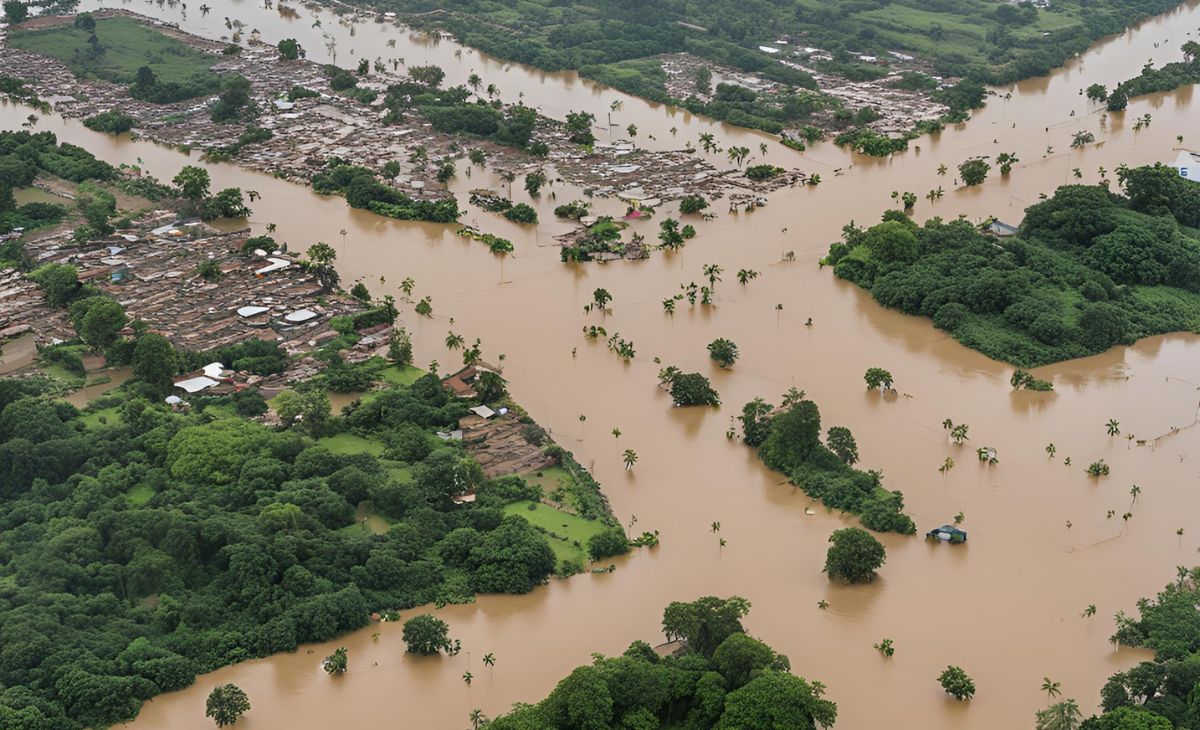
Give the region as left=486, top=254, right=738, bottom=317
left=206, top=684, right=250, bottom=727
left=939, top=666, right=976, bottom=701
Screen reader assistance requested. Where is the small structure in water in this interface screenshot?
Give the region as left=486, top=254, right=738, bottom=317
left=926, top=525, right=967, bottom=543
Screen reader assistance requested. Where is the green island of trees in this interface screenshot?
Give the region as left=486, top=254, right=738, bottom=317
left=824, top=165, right=1200, bottom=367
left=485, top=596, right=836, bottom=729
left=0, top=131, right=117, bottom=235
left=312, top=159, right=461, bottom=223
left=1106, top=41, right=1199, bottom=106
left=740, top=388, right=915, bottom=534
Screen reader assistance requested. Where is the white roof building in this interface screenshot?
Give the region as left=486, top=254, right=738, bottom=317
left=1171, top=150, right=1200, bottom=181
left=469, top=405, right=496, bottom=419
left=174, top=376, right=220, bottom=393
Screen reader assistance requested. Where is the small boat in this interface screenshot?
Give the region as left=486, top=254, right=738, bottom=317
left=926, top=525, right=967, bottom=544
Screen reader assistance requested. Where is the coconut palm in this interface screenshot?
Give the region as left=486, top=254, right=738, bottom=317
left=623, top=449, right=638, bottom=470
left=469, top=709, right=487, bottom=730
left=1036, top=699, right=1083, bottom=730
left=1041, top=677, right=1062, bottom=702
left=462, top=670, right=473, bottom=685
left=1129, top=484, right=1141, bottom=506
left=710, top=521, right=721, bottom=533
left=1081, top=604, right=1096, bottom=618
left=939, top=457, right=955, bottom=473
left=1046, top=443, right=1057, bottom=458
left=445, top=332, right=464, bottom=350
left=482, top=653, right=495, bottom=669
left=1106, top=418, right=1120, bottom=436
left=817, top=600, right=829, bottom=610
left=499, top=169, right=517, bottom=197
left=611, top=427, right=621, bottom=440
left=467, top=73, right=481, bottom=93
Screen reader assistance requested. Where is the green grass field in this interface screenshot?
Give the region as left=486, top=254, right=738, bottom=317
left=504, top=500, right=608, bottom=568
left=78, top=406, right=121, bottom=428
left=9, top=16, right=219, bottom=87
left=317, top=432, right=386, bottom=456
left=378, top=365, right=425, bottom=386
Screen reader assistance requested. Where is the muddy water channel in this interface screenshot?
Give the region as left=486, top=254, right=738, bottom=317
left=7, top=0, right=1200, bottom=726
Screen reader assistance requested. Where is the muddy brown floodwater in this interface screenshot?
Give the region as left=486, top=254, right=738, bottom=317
left=5, top=0, right=1199, bottom=726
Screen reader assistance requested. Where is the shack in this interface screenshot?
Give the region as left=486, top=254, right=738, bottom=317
left=926, top=525, right=967, bottom=543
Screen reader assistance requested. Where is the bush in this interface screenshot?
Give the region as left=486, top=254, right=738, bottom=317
left=83, top=110, right=136, bottom=134
left=587, top=526, right=630, bottom=561
left=939, top=666, right=976, bottom=700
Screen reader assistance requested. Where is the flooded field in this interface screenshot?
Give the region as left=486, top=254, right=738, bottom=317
left=4, top=0, right=1199, bottom=726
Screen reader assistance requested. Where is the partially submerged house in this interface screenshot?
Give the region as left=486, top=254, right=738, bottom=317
left=926, top=525, right=968, bottom=543
left=440, top=362, right=499, bottom=399
left=1171, top=149, right=1200, bottom=181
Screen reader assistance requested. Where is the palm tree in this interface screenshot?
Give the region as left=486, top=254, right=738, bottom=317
left=939, top=457, right=955, bottom=473
left=1106, top=418, right=1120, bottom=436
left=1036, top=699, right=1083, bottom=730
left=611, top=427, right=621, bottom=440
left=1046, top=443, right=1057, bottom=458
left=482, top=653, right=495, bottom=669
left=623, top=449, right=638, bottom=470
left=1081, top=604, right=1096, bottom=618
left=759, top=142, right=768, bottom=156
left=710, top=521, right=721, bottom=533
left=1129, top=484, right=1141, bottom=506
left=265, top=222, right=277, bottom=233
left=445, top=332, right=464, bottom=350
left=736, top=268, right=759, bottom=285
left=467, top=73, right=481, bottom=94
left=937, top=164, right=948, bottom=176
left=499, top=170, right=516, bottom=197
left=699, top=132, right=716, bottom=153
left=462, top=671, right=473, bottom=685
left=469, top=709, right=487, bottom=730
left=1041, top=677, right=1062, bottom=702
left=817, top=600, right=829, bottom=610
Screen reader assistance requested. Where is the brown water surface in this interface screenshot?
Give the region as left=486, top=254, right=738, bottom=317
left=6, top=0, right=1200, bottom=726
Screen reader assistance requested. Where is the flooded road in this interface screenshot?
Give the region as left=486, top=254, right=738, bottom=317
left=7, top=0, right=1200, bottom=726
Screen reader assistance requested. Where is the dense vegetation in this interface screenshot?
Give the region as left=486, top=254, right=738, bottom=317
left=487, top=596, right=836, bottom=729
left=381, top=78, right=540, bottom=150
left=1109, top=40, right=1200, bottom=102
left=741, top=388, right=916, bottom=534
left=312, top=159, right=461, bottom=222
left=0, top=360, right=622, bottom=728
left=1070, top=567, right=1200, bottom=728
left=9, top=15, right=222, bottom=103
left=824, top=165, right=1200, bottom=367
left=0, top=130, right=116, bottom=235
left=347, top=0, right=1184, bottom=135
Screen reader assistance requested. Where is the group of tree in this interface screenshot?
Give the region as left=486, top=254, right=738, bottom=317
left=0, top=357, right=621, bottom=728
left=739, top=387, right=916, bottom=534
left=172, top=165, right=251, bottom=220
left=824, top=166, right=1200, bottom=367
left=1, top=130, right=116, bottom=235
left=379, top=68, right=540, bottom=150
left=311, top=159, right=460, bottom=223
left=485, top=596, right=836, bottom=729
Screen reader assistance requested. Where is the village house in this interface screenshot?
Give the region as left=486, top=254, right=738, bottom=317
left=1171, top=149, right=1200, bottom=181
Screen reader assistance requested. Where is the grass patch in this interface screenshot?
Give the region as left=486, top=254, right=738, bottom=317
left=78, top=406, right=121, bottom=428
left=504, top=500, right=608, bottom=568
left=318, top=432, right=385, bottom=456
left=380, top=459, right=414, bottom=483
left=378, top=364, right=425, bottom=386
left=9, top=16, right=219, bottom=90
left=202, top=403, right=238, bottom=419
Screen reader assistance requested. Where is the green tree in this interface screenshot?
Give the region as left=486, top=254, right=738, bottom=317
left=322, top=647, right=348, bottom=674
left=669, top=372, right=719, bottom=406
left=661, top=596, right=751, bottom=657
left=759, top=399, right=821, bottom=473
left=475, top=370, right=507, bottom=403
left=592, top=287, right=612, bottom=311
left=863, top=367, right=894, bottom=391
left=273, top=389, right=330, bottom=434
left=565, top=111, right=596, bottom=145
left=622, top=448, right=638, bottom=470
left=524, top=169, right=548, bottom=196
left=712, top=632, right=785, bottom=689
left=542, top=665, right=613, bottom=729
left=1106, top=88, right=1128, bottom=111
left=939, top=666, right=976, bottom=700
left=205, top=684, right=250, bottom=727
left=739, top=397, right=775, bottom=447
left=304, top=242, right=339, bottom=291
left=958, top=159, right=991, bottom=186
left=1036, top=699, right=1082, bottom=730
left=388, top=327, right=413, bottom=365
left=132, top=333, right=178, bottom=390
left=825, top=426, right=859, bottom=465
left=715, top=671, right=837, bottom=730
left=29, top=263, right=79, bottom=306
left=1085, top=83, right=1108, bottom=102
left=277, top=38, right=301, bottom=60
left=3, top=0, right=28, bottom=23
left=173, top=165, right=211, bottom=207
left=587, top=526, right=630, bottom=560
left=402, top=614, right=451, bottom=655
left=707, top=338, right=739, bottom=368
left=824, top=527, right=885, bottom=583
left=70, top=296, right=127, bottom=351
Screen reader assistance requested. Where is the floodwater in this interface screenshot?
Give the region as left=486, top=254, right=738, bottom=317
left=6, top=0, right=1200, bottom=726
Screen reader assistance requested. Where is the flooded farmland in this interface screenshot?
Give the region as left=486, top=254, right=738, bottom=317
left=4, top=0, right=1199, bottom=726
